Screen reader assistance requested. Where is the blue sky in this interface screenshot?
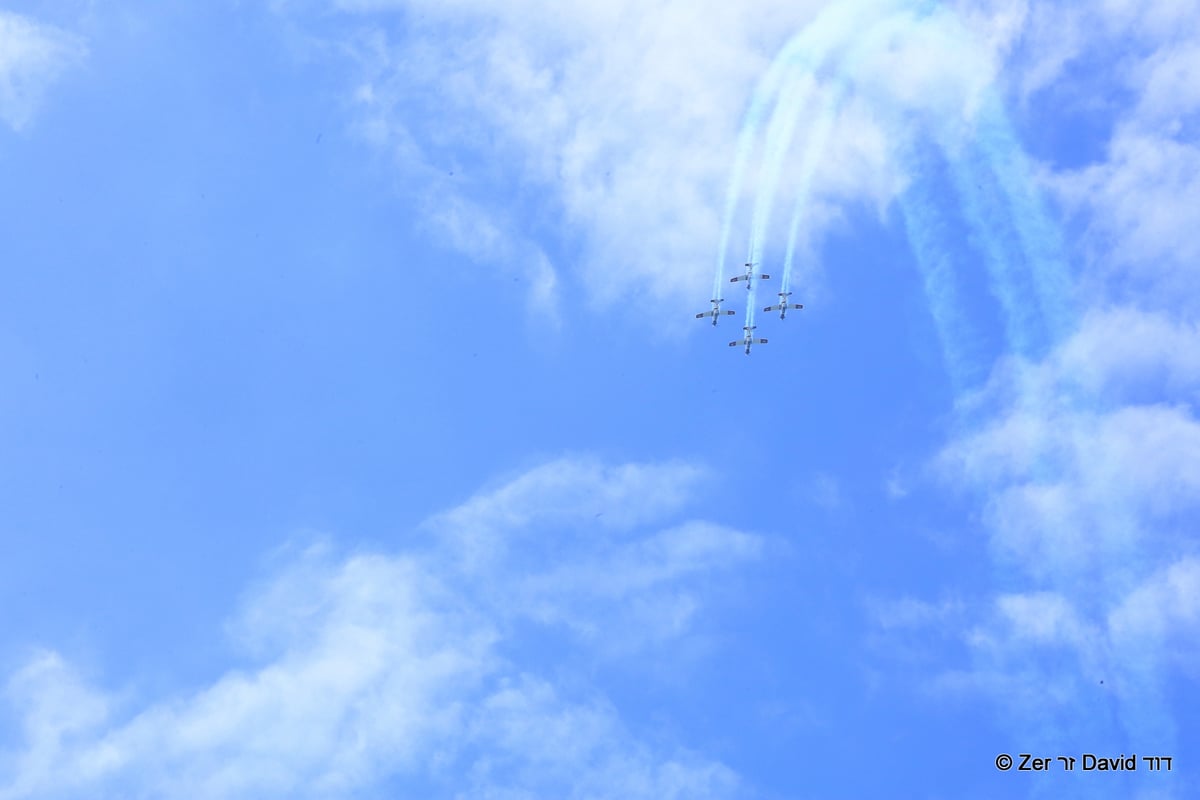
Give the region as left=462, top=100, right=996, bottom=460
left=1, top=0, right=1197, bottom=797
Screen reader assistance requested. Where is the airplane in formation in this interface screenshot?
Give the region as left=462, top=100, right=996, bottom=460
left=698, top=263, right=803, bottom=353
left=764, top=291, right=804, bottom=319
left=729, top=325, right=768, bottom=354
left=695, top=298, right=736, bottom=326
left=729, top=262, right=770, bottom=291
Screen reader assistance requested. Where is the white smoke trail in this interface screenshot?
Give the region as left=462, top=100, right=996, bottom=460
left=713, top=0, right=899, bottom=309
left=761, top=3, right=988, bottom=386
left=779, top=85, right=839, bottom=297
left=743, top=69, right=818, bottom=328
left=763, top=1, right=1067, bottom=384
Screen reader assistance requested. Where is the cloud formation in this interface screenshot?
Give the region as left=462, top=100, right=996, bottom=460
left=0, top=457, right=759, bottom=799
left=0, top=12, right=85, bottom=132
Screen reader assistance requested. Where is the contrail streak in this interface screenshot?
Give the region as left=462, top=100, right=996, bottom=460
left=713, top=0, right=897, bottom=306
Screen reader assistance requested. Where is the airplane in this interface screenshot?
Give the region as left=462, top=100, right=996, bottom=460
left=729, top=325, right=768, bottom=354
left=764, top=291, right=804, bottom=319
left=695, top=298, right=736, bottom=326
left=729, top=262, right=770, bottom=290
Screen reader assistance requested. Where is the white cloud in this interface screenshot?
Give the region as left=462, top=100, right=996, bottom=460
left=0, top=458, right=756, bottom=799
left=0, top=12, right=85, bottom=132
left=513, top=520, right=763, bottom=651
left=344, top=52, right=562, bottom=318
left=1054, top=307, right=1200, bottom=403
left=922, top=298, right=1200, bottom=744
left=424, top=456, right=709, bottom=570
left=1, top=653, right=112, bottom=799
left=1055, top=129, right=1200, bottom=308
left=1109, top=557, right=1200, bottom=649
left=870, top=595, right=964, bottom=632
left=329, top=0, right=817, bottom=310
left=994, top=591, right=1093, bottom=646
left=2, top=547, right=496, bottom=799
left=423, top=457, right=761, bottom=656
left=1017, top=4, right=1200, bottom=314
left=1096, top=0, right=1200, bottom=42
left=291, top=0, right=1034, bottom=321
left=419, top=191, right=560, bottom=322
left=943, top=371, right=1200, bottom=586
left=464, top=676, right=742, bottom=799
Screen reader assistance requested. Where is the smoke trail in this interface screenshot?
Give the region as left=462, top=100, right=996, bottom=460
left=935, top=121, right=1044, bottom=358
left=971, top=94, right=1076, bottom=342
left=785, top=1, right=1041, bottom=371
left=895, top=132, right=984, bottom=390
left=714, top=36, right=830, bottom=303
left=900, top=9, right=1076, bottom=361
left=743, top=66, right=821, bottom=328
left=729, top=0, right=1068, bottom=382
left=735, top=0, right=920, bottom=327
left=779, top=85, right=840, bottom=297
left=713, top=0, right=901, bottom=305
left=773, top=3, right=926, bottom=296
left=714, top=68, right=784, bottom=303
left=761, top=3, right=989, bottom=388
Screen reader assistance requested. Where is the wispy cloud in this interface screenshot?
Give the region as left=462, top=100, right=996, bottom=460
left=0, top=458, right=757, bottom=799
left=1028, top=2, right=1200, bottom=314
left=845, top=1, right=1200, bottom=755
left=908, top=299, right=1200, bottom=754
left=0, top=12, right=85, bottom=132
left=424, top=456, right=709, bottom=568
left=284, top=1, right=851, bottom=316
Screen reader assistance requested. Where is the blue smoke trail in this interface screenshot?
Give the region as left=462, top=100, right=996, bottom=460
left=934, top=118, right=1044, bottom=359
left=970, top=94, right=1076, bottom=343
left=762, top=0, right=1066, bottom=387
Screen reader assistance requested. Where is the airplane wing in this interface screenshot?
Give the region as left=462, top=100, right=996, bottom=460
left=696, top=310, right=714, bottom=318
left=728, top=341, right=739, bottom=347
left=730, top=275, right=747, bottom=283
left=758, top=338, right=769, bottom=344
left=761, top=273, right=771, bottom=280
left=723, top=309, right=735, bottom=315
left=764, top=304, right=780, bottom=312
left=791, top=303, right=804, bottom=310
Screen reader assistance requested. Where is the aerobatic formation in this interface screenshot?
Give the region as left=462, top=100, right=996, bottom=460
left=695, top=261, right=803, bottom=354
left=697, top=0, right=1071, bottom=372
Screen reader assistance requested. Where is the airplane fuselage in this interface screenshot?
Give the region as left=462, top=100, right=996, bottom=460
left=764, top=291, right=803, bottom=320
left=696, top=299, right=734, bottom=326
left=731, top=263, right=770, bottom=291
left=729, top=325, right=766, bottom=354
